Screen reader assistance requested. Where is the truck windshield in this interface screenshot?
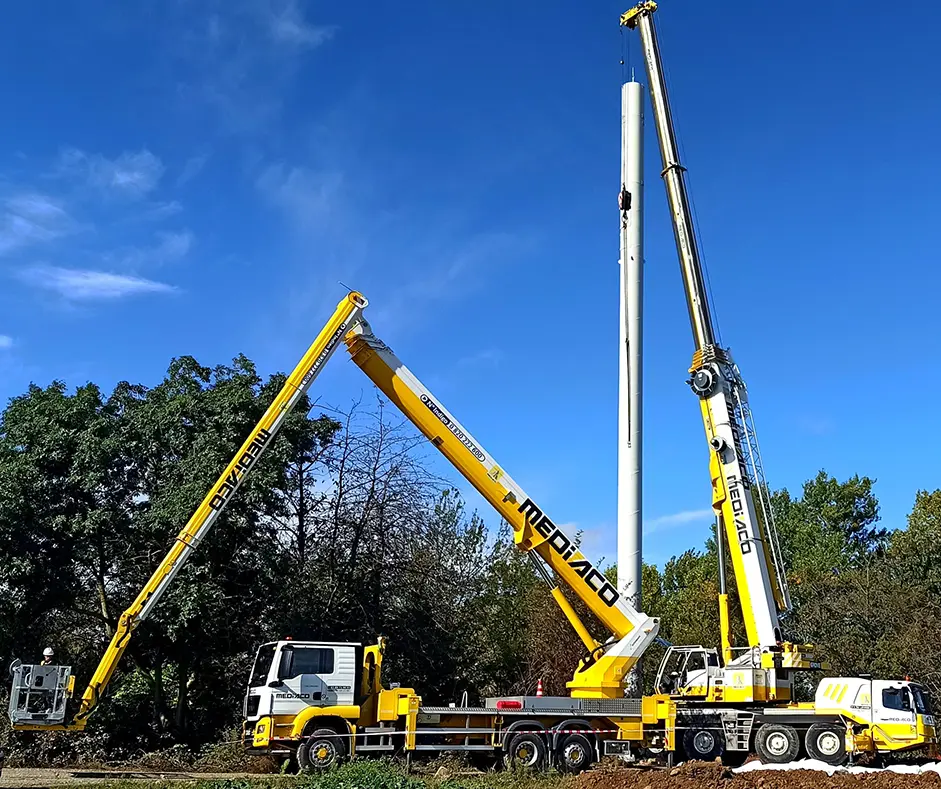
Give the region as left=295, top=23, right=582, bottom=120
left=911, top=686, right=931, bottom=715
left=249, top=644, right=276, bottom=689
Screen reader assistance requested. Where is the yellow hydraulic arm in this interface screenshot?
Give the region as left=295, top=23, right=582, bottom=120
left=20, top=292, right=367, bottom=731
left=344, top=320, right=660, bottom=698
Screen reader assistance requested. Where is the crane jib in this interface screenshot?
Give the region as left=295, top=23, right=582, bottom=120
left=420, top=394, right=486, bottom=462
left=518, top=498, right=620, bottom=607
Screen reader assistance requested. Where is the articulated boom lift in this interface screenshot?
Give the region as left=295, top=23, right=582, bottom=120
left=10, top=294, right=671, bottom=771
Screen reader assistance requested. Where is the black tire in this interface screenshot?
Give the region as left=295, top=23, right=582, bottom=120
left=804, top=723, right=847, bottom=766
left=683, top=726, right=725, bottom=761
left=505, top=732, right=548, bottom=771
left=558, top=733, right=594, bottom=773
left=754, top=723, right=800, bottom=764
left=298, top=727, right=347, bottom=772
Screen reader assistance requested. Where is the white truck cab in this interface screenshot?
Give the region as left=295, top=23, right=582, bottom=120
left=244, top=641, right=360, bottom=725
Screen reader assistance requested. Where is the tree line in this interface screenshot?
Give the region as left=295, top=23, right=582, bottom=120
left=1, top=353, right=939, bottom=760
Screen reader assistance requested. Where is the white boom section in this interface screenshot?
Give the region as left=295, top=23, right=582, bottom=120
left=345, top=321, right=660, bottom=676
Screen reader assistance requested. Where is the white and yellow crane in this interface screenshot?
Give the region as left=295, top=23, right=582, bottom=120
left=621, top=0, right=937, bottom=766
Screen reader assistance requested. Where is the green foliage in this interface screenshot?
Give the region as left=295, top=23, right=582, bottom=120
left=2, top=353, right=939, bottom=764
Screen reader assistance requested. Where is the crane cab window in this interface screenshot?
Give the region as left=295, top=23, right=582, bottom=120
left=685, top=652, right=707, bottom=674
left=278, top=646, right=335, bottom=680
left=249, top=644, right=276, bottom=688
left=882, top=687, right=912, bottom=712
left=912, top=686, right=931, bottom=715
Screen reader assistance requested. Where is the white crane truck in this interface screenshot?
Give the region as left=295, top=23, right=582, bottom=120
left=620, top=1, right=937, bottom=766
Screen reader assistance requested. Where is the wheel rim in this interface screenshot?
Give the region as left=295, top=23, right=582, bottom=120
left=817, top=731, right=842, bottom=757
left=513, top=741, right=539, bottom=767
left=563, top=742, right=587, bottom=767
left=692, top=731, right=716, bottom=754
left=766, top=732, right=790, bottom=757
left=310, top=742, right=337, bottom=767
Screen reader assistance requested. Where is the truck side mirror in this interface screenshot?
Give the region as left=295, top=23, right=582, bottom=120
left=268, top=679, right=284, bottom=688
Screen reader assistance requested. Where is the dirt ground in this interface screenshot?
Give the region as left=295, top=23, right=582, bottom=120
left=3, top=760, right=941, bottom=789
left=0, top=768, right=258, bottom=788
left=577, top=760, right=941, bottom=789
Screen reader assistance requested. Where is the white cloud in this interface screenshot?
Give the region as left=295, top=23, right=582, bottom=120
left=58, top=148, right=165, bottom=198
left=370, top=231, right=530, bottom=332
left=644, top=508, right=714, bottom=535
left=142, top=200, right=184, bottom=221
left=0, top=193, right=75, bottom=256
left=22, top=267, right=175, bottom=300
left=0, top=335, right=12, bottom=349
left=155, top=230, right=193, bottom=261
left=109, top=230, right=193, bottom=270
left=266, top=0, right=336, bottom=47
left=257, top=163, right=342, bottom=227
left=177, top=154, right=210, bottom=187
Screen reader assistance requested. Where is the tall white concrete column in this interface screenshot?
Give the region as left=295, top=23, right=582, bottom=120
left=617, top=81, right=644, bottom=624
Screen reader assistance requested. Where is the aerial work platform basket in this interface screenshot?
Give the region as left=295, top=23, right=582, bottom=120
left=8, top=662, right=72, bottom=725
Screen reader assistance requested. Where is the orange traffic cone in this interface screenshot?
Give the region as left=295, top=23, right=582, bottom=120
left=536, top=678, right=544, bottom=697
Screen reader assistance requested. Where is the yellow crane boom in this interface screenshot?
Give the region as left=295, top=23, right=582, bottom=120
left=344, top=319, right=660, bottom=698
left=12, top=289, right=657, bottom=728
left=12, top=292, right=366, bottom=731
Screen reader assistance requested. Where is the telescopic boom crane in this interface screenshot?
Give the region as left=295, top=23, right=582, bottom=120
left=10, top=291, right=659, bottom=731
left=621, top=1, right=815, bottom=675
left=344, top=320, right=661, bottom=698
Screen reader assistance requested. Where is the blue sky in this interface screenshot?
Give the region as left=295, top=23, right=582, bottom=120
left=1, top=0, right=940, bottom=568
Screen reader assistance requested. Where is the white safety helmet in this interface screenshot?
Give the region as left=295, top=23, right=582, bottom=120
left=43, top=648, right=54, bottom=657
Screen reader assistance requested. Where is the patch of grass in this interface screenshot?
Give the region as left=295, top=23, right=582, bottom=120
left=68, top=759, right=573, bottom=789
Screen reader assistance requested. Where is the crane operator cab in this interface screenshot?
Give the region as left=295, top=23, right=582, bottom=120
left=655, top=646, right=721, bottom=698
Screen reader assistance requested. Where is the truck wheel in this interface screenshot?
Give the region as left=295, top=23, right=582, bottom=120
left=804, top=723, right=847, bottom=766
left=683, top=727, right=724, bottom=761
left=505, top=732, right=547, bottom=771
left=558, top=733, right=594, bottom=773
left=754, top=723, right=800, bottom=764
left=298, top=728, right=346, bottom=771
